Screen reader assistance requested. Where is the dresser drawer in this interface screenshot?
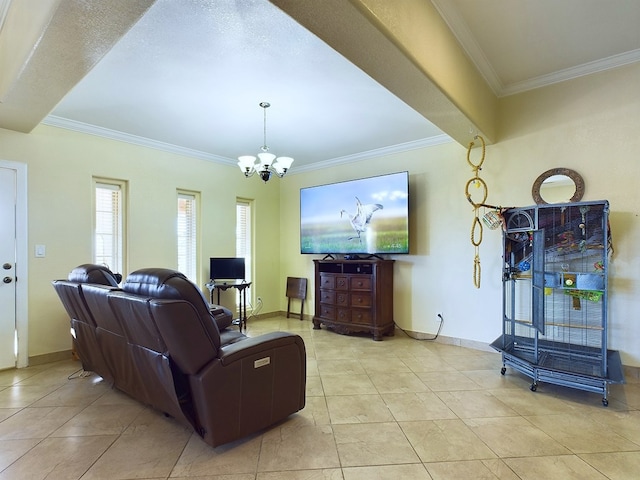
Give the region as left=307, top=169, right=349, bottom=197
left=336, top=292, right=349, bottom=306
left=335, top=276, right=349, bottom=290
left=351, top=293, right=372, bottom=308
left=351, top=309, right=372, bottom=325
left=319, top=289, right=335, bottom=304
left=336, top=309, right=351, bottom=322
left=320, top=274, right=335, bottom=289
left=350, top=276, right=372, bottom=291
left=319, top=304, right=336, bottom=320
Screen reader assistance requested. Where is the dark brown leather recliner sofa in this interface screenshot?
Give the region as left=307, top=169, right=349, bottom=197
left=52, top=264, right=306, bottom=447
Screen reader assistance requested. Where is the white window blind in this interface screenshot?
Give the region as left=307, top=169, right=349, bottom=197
left=236, top=200, right=252, bottom=283
left=177, top=192, right=198, bottom=281
left=94, top=181, right=124, bottom=274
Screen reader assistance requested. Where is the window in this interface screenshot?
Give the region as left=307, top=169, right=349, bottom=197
left=236, top=199, right=252, bottom=284
left=94, top=179, right=126, bottom=274
left=177, top=191, right=199, bottom=282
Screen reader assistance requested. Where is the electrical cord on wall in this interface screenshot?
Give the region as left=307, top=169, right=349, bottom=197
left=395, top=313, right=444, bottom=341
left=246, top=297, right=263, bottom=321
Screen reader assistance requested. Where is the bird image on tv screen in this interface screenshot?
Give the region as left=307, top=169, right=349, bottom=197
left=300, top=171, right=409, bottom=255
left=340, top=197, right=383, bottom=241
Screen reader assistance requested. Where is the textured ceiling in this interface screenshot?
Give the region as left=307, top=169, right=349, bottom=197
left=45, top=0, right=444, bottom=171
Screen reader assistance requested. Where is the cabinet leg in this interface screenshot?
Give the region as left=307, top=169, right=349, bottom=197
left=312, top=319, right=321, bottom=330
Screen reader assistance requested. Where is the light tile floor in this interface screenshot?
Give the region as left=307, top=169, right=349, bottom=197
left=1, top=316, right=640, bottom=479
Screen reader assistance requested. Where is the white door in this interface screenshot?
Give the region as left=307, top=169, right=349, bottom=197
left=0, top=166, right=17, bottom=368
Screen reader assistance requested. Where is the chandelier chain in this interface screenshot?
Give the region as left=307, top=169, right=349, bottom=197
left=262, top=102, right=269, bottom=152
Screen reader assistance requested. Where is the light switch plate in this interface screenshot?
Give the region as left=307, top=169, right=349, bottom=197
left=35, top=244, right=46, bottom=257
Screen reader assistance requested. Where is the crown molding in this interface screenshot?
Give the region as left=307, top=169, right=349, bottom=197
left=42, top=115, right=236, bottom=165
left=430, top=0, right=504, bottom=96
left=43, top=115, right=452, bottom=173
left=431, top=0, right=640, bottom=97
left=290, top=135, right=453, bottom=174
left=500, top=48, right=640, bottom=97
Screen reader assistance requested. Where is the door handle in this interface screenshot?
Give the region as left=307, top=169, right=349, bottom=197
left=3, top=277, right=12, bottom=284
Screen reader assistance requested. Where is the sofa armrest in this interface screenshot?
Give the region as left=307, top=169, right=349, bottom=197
left=189, top=331, right=306, bottom=447
left=218, top=331, right=304, bottom=366
left=209, top=304, right=233, bottom=330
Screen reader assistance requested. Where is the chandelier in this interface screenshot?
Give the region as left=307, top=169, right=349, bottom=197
left=237, top=102, right=294, bottom=182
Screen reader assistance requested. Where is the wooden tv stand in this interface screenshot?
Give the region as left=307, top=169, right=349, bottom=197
left=312, top=259, right=394, bottom=341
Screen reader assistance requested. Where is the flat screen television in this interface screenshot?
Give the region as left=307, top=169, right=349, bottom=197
left=300, top=171, right=409, bottom=255
left=209, top=257, right=245, bottom=281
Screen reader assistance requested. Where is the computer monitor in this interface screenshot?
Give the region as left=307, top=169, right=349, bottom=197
left=209, top=257, right=245, bottom=281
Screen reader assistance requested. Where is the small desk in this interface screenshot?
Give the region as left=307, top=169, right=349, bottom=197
left=206, top=280, right=252, bottom=331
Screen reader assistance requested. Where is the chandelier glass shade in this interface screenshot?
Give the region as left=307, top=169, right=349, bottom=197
left=238, top=102, right=294, bottom=182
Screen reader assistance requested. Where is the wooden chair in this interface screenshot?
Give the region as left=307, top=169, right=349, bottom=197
left=286, top=277, right=307, bottom=320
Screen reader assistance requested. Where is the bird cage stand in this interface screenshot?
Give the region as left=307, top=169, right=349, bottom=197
left=491, top=200, right=624, bottom=406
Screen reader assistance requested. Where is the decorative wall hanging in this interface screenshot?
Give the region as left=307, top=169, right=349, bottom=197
left=464, top=135, right=505, bottom=288
left=531, top=167, right=585, bottom=204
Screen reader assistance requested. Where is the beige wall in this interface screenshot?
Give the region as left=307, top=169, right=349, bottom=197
left=281, top=62, right=640, bottom=367
left=1, top=62, right=638, bottom=367
left=494, top=62, right=640, bottom=366
left=0, top=125, right=282, bottom=358
left=280, top=142, right=504, bottom=349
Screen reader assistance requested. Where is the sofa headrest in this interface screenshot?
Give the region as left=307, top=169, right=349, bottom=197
left=124, top=268, right=211, bottom=316
left=68, top=264, right=122, bottom=287
left=125, top=267, right=222, bottom=352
